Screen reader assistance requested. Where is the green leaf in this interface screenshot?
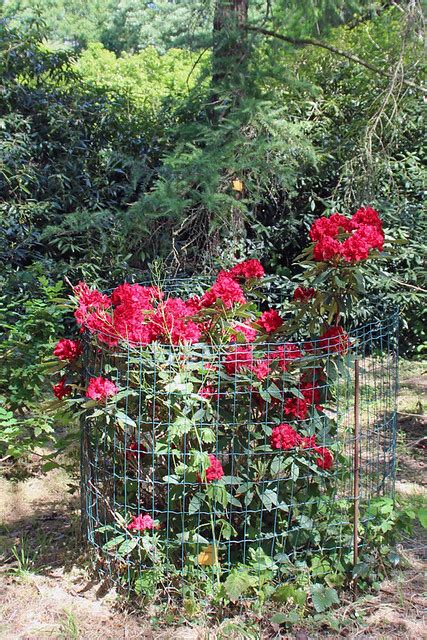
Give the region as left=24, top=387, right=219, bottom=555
left=171, top=416, right=193, bottom=435
left=290, top=462, right=300, bottom=482
left=289, top=387, right=305, bottom=399
left=352, top=562, right=370, bottom=579
left=417, top=507, right=427, bottom=528
left=201, top=427, right=216, bottom=443
left=270, top=612, right=287, bottom=625
left=188, top=492, right=203, bottom=515
left=114, top=410, right=137, bottom=428
left=102, top=535, right=126, bottom=551
left=273, top=584, right=306, bottom=606
left=310, top=583, right=339, bottom=612
left=260, top=489, right=278, bottom=511
left=223, top=570, right=257, bottom=603
left=221, top=475, right=242, bottom=485
left=118, top=537, right=139, bottom=555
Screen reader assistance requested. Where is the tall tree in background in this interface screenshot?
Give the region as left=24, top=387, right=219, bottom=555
left=212, top=0, right=248, bottom=88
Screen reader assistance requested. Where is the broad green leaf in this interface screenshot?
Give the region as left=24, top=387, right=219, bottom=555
left=310, top=583, right=339, bottom=612
left=102, top=535, right=126, bottom=551
left=118, top=537, right=139, bottom=555
left=188, top=493, right=203, bottom=515
left=223, top=570, right=257, bottom=603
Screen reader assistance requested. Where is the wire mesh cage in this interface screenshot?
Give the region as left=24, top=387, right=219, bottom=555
left=80, top=279, right=399, bottom=596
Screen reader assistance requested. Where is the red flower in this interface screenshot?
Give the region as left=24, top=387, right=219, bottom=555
left=284, top=397, right=309, bottom=420
left=53, top=338, right=82, bottom=361
left=126, top=441, right=146, bottom=463
left=198, top=454, right=224, bottom=483
left=113, top=304, right=156, bottom=345
left=271, top=423, right=302, bottom=450
left=186, top=295, right=203, bottom=314
left=314, top=446, right=334, bottom=470
left=228, top=259, right=265, bottom=281
left=341, top=233, right=370, bottom=262
left=301, top=435, right=317, bottom=450
left=199, top=384, right=219, bottom=401
left=111, top=283, right=160, bottom=308
left=313, top=236, right=343, bottom=262
left=309, top=213, right=352, bottom=242
left=273, top=343, right=303, bottom=371
left=201, top=273, right=246, bottom=309
left=310, top=208, right=384, bottom=264
left=293, top=287, right=315, bottom=303
left=127, top=513, right=155, bottom=531
left=73, top=282, right=111, bottom=328
left=85, top=310, right=119, bottom=346
left=53, top=377, right=72, bottom=400
left=224, top=345, right=253, bottom=375
left=249, top=359, right=271, bottom=381
left=318, top=326, right=349, bottom=354
left=230, top=323, right=258, bottom=343
left=86, top=376, right=118, bottom=401
left=258, top=309, right=283, bottom=333
left=356, top=223, right=384, bottom=251
left=351, top=206, right=382, bottom=232
left=151, top=297, right=202, bottom=344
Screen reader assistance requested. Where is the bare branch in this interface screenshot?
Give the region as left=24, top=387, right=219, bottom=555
left=245, top=25, right=426, bottom=94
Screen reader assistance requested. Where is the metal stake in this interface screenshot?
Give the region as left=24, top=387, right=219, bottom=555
left=353, top=358, right=360, bottom=569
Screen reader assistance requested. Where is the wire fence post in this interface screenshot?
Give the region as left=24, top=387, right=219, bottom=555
left=353, top=358, right=360, bottom=571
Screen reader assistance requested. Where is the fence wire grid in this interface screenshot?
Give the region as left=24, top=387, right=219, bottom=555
left=80, top=281, right=398, bottom=594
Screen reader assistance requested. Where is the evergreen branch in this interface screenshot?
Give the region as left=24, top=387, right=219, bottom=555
left=245, top=25, right=426, bottom=94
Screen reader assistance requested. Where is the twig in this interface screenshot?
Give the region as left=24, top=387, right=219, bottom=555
left=390, top=278, right=427, bottom=293
left=245, top=25, right=426, bottom=94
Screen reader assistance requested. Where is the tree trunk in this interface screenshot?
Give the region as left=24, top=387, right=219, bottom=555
left=212, top=0, right=249, bottom=88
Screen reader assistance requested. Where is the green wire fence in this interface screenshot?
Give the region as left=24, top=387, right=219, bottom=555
left=80, top=280, right=398, bottom=596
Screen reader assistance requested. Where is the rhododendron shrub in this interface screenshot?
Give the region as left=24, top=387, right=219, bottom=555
left=51, top=207, right=390, bottom=593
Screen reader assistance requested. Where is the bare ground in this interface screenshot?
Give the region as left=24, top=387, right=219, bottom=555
left=0, top=363, right=425, bottom=640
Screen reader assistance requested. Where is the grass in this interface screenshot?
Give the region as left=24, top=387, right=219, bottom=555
left=9, top=537, right=38, bottom=579
left=58, top=609, right=80, bottom=640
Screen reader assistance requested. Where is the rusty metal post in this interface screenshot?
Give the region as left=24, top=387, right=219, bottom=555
left=353, top=359, right=360, bottom=568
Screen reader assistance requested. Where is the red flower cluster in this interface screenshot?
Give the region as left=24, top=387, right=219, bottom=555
left=274, top=343, right=303, bottom=371
left=224, top=345, right=254, bottom=375
left=284, top=397, right=309, bottom=420
left=258, top=309, right=283, bottom=333
left=250, top=359, right=271, bottom=381
left=127, top=513, right=155, bottom=531
left=293, top=287, right=315, bottom=303
left=201, top=272, right=246, bottom=309
left=318, top=326, right=349, bottom=354
left=198, top=454, right=224, bottom=483
left=53, top=339, right=82, bottom=361
left=199, top=384, right=219, bottom=401
left=271, top=423, right=301, bottom=450
left=231, top=323, right=258, bottom=343
left=223, top=346, right=271, bottom=381
left=73, top=259, right=269, bottom=347
left=310, top=207, right=384, bottom=263
left=228, top=259, right=265, bottom=281
left=53, top=377, right=72, bottom=400
left=270, top=425, right=334, bottom=470
left=86, top=376, right=118, bottom=401
left=314, top=447, right=334, bottom=471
